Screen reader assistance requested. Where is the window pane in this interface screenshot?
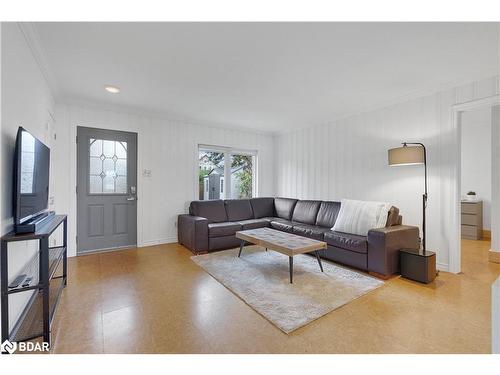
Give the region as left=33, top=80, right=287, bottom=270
left=89, top=157, right=102, bottom=175
left=198, top=149, right=224, bottom=200
left=89, top=139, right=102, bottom=157
left=89, top=175, right=102, bottom=193
left=115, top=176, right=127, bottom=193
left=102, top=175, right=115, bottom=193
left=116, top=159, right=127, bottom=176
left=116, top=141, right=127, bottom=158
left=89, top=138, right=127, bottom=194
left=103, top=159, right=115, bottom=177
left=230, top=154, right=253, bottom=199
left=103, top=140, right=114, bottom=158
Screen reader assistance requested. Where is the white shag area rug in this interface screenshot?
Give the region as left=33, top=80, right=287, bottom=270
left=191, top=246, right=384, bottom=333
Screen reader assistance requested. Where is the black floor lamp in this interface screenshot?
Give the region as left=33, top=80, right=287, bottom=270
left=388, top=142, right=437, bottom=284
left=388, top=142, right=428, bottom=252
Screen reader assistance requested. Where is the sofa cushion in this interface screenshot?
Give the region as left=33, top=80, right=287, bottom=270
left=208, top=222, right=242, bottom=237
left=190, top=200, right=228, bottom=223
left=224, top=199, right=254, bottom=221
left=250, top=197, right=275, bottom=218
left=324, top=231, right=368, bottom=254
left=238, top=218, right=270, bottom=230
left=322, top=246, right=368, bottom=271
left=274, top=197, right=298, bottom=220
left=270, top=218, right=294, bottom=233
left=315, top=201, right=341, bottom=228
left=292, top=224, right=330, bottom=241
left=209, top=236, right=242, bottom=251
left=292, top=200, right=321, bottom=225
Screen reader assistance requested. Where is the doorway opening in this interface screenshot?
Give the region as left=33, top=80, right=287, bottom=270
left=454, top=95, right=500, bottom=272
left=460, top=107, right=492, bottom=262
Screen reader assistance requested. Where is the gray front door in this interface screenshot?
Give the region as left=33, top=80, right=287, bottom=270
left=77, top=126, right=137, bottom=253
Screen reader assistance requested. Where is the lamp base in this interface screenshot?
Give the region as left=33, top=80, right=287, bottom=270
left=400, top=248, right=437, bottom=284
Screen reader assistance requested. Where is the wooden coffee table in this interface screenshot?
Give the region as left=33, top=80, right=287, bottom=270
left=235, top=227, right=327, bottom=283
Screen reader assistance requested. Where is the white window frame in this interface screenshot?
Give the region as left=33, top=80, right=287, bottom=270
left=197, top=144, right=258, bottom=200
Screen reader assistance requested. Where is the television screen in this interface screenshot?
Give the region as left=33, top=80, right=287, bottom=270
left=14, top=127, right=50, bottom=225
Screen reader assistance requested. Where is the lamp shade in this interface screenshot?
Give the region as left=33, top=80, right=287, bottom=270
left=388, top=145, right=424, bottom=166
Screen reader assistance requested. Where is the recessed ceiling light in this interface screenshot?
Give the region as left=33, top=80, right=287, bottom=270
left=104, top=85, right=120, bottom=94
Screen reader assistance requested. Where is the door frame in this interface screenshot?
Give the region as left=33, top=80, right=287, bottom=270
left=451, top=95, right=500, bottom=273
left=76, top=126, right=139, bottom=255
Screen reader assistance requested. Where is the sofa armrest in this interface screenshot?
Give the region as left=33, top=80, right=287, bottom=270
left=178, top=214, right=209, bottom=253
left=367, top=225, right=420, bottom=276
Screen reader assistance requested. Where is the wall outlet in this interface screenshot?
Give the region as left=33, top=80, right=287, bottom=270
left=49, top=196, right=55, bottom=205
left=142, top=169, right=152, bottom=178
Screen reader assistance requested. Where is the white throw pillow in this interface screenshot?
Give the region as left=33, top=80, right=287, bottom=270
left=332, top=199, right=391, bottom=236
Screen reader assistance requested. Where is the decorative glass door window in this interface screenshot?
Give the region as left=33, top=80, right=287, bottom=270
left=89, top=138, right=128, bottom=194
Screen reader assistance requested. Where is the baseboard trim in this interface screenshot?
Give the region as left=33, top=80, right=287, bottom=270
left=489, top=250, right=500, bottom=264
left=139, top=237, right=178, bottom=247
left=436, top=262, right=449, bottom=272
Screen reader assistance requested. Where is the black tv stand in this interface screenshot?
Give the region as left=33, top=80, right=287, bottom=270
left=15, top=211, right=55, bottom=234
left=1, top=214, right=67, bottom=350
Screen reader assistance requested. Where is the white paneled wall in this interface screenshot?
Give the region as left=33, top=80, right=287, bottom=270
left=275, top=76, right=499, bottom=270
left=53, top=103, right=275, bottom=257
left=1, top=23, right=57, bottom=332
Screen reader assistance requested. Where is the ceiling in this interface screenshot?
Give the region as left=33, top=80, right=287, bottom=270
left=33, top=22, right=499, bottom=133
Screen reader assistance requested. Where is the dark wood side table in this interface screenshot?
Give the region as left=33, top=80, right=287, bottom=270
left=400, top=248, right=437, bottom=284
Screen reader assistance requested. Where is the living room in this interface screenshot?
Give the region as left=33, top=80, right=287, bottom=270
left=1, top=0, right=500, bottom=372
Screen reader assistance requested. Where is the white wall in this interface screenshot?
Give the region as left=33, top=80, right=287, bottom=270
left=275, top=76, right=499, bottom=271
left=53, top=102, right=275, bottom=257
left=461, top=108, right=492, bottom=230
left=1, top=23, right=56, bottom=334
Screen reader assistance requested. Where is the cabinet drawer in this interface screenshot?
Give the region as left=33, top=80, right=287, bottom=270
left=461, top=214, right=479, bottom=226
left=461, top=225, right=480, bottom=239
left=461, top=202, right=480, bottom=214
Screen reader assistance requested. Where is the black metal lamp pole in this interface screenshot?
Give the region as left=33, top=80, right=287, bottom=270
left=402, top=142, right=428, bottom=253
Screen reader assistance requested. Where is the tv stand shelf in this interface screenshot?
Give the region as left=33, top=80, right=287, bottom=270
left=1, top=215, right=67, bottom=348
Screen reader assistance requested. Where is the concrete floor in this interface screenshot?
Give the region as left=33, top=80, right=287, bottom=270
left=50, top=239, right=500, bottom=353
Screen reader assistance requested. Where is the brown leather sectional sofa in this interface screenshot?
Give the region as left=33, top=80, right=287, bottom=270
left=178, top=197, right=420, bottom=277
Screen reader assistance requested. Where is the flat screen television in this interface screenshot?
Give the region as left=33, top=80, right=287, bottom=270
left=13, top=127, right=50, bottom=232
